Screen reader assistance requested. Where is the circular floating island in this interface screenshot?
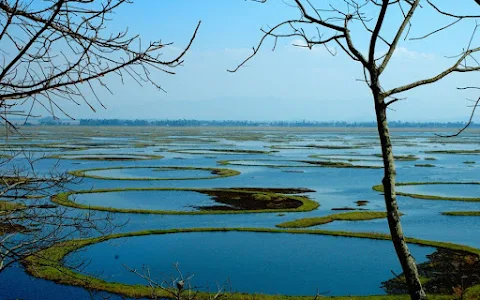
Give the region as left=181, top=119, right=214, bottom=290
left=424, top=149, right=480, bottom=155
left=168, top=148, right=275, bottom=155
left=51, top=187, right=319, bottom=214
left=218, top=158, right=382, bottom=169
left=23, top=228, right=480, bottom=298
left=373, top=182, right=480, bottom=202
left=308, top=154, right=418, bottom=168
left=49, top=153, right=164, bottom=161
left=269, top=144, right=369, bottom=150
left=69, top=166, right=240, bottom=181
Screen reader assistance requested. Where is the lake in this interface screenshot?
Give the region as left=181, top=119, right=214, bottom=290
left=0, top=126, right=479, bottom=299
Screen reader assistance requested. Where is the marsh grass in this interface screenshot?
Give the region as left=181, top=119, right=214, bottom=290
left=372, top=154, right=419, bottom=161
left=0, top=200, right=25, bottom=211
left=276, top=211, right=389, bottom=228
left=414, top=164, right=435, bottom=168
left=48, top=153, right=164, bottom=161
left=425, top=150, right=480, bottom=155
left=373, top=182, right=480, bottom=202
left=169, top=148, right=275, bottom=155
left=441, top=211, right=480, bottom=216
left=218, top=159, right=381, bottom=169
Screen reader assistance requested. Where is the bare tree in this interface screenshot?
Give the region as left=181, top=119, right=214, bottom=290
left=0, top=152, right=122, bottom=271
left=0, top=0, right=200, bottom=272
left=0, top=0, right=200, bottom=127
left=124, top=262, right=229, bottom=300
left=230, top=1, right=480, bottom=299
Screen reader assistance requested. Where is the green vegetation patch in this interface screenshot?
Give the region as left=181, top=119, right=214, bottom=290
left=169, top=148, right=275, bottom=155
left=218, top=159, right=381, bottom=169
left=299, top=160, right=382, bottom=169
left=373, top=182, right=480, bottom=202
left=23, top=227, right=480, bottom=300
left=331, top=207, right=358, bottom=211
left=309, top=154, right=379, bottom=162
left=0, top=176, right=33, bottom=186
left=0, top=222, right=27, bottom=234
left=0, top=200, right=25, bottom=211
left=356, top=200, right=369, bottom=206
left=276, top=211, right=388, bottom=228
left=0, top=199, right=28, bottom=234
left=441, top=211, right=480, bottom=216
left=424, top=149, right=480, bottom=155
left=226, top=187, right=315, bottom=194
left=270, top=144, right=368, bottom=150
left=372, top=154, right=419, bottom=161
left=464, top=161, right=476, bottom=164
left=383, top=248, right=480, bottom=296
left=414, top=164, right=435, bottom=168
left=48, top=153, right=164, bottom=161
left=51, top=188, right=319, bottom=215
left=69, top=166, right=240, bottom=181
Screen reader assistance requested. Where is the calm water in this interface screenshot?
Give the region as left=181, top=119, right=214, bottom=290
left=397, top=184, right=480, bottom=198
left=74, top=190, right=218, bottom=211
left=65, top=232, right=435, bottom=296
left=85, top=167, right=217, bottom=180
left=226, top=159, right=314, bottom=167
left=59, top=154, right=159, bottom=160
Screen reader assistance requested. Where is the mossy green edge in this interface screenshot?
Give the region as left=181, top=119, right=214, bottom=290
left=414, top=164, right=435, bottom=168
left=51, top=188, right=319, bottom=215
left=48, top=153, right=164, bottom=161
left=23, top=227, right=479, bottom=300
left=309, top=154, right=379, bottom=162
left=69, top=166, right=240, bottom=181
left=169, top=148, right=275, bottom=155
left=441, top=211, right=480, bottom=216
left=309, top=154, right=417, bottom=162
left=373, top=182, right=480, bottom=202
left=2, top=143, right=90, bottom=151
left=424, top=150, right=480, bottom=155
left=218, top=159, right=381, bottom=169
left=0, top=200, right=25, bottom=211
left=269, top=145, right=367, bottom=150
left=372, top=154, right=419, bottom=161
left=276, top=211, right=389, bottom=228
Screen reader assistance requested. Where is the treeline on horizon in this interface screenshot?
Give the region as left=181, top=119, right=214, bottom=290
left=35, top=118, right=480, bottom=128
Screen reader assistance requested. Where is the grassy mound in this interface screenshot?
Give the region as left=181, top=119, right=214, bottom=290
left=276, top=211, right=388, bottom=228
left=169, top=148, right=274, bottom=155
left=441, top=211, right=480, bottom=216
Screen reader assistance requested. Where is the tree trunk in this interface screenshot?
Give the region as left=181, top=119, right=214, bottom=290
left=373, top=93, right=427, bottom=300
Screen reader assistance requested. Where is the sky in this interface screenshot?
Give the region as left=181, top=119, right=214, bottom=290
left=25, top=1, right=480, bottom=122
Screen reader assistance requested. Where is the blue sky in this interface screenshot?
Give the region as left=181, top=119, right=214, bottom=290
left=40, top=1, right=480, bottom=122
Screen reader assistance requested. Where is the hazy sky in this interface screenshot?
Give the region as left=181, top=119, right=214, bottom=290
left=32, top=1, right=480, bottom=122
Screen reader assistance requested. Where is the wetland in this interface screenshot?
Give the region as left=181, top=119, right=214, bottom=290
left=1, top=126, right=479, bottom=300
